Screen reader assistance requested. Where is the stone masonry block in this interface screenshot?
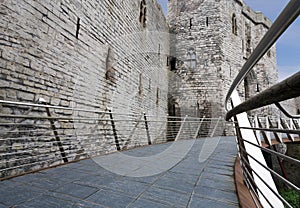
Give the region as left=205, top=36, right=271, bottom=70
left=50, top=97, right=61, bottom=106
left=17, top=91, right=35, bottom=101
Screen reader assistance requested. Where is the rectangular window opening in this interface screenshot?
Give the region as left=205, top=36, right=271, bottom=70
left=156, top=88, right=159, bottom=105
left=139, top=73, right=142, bottom=95
left=76, top=17, right=81, bottom=39
left=158, top=44, right=161, bottom=56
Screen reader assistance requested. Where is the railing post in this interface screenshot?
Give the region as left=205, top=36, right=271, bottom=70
left=292, top=118, right=300, bottom=138
left=267, top=117, right=282, bottom=144
left=123, top=114, right=142, bottom=148
left=280, top=118, right=294, bottom=142
left=109, top=109, right=121, bottom=151
left=175, top=115, right=187, bottom=141
left=278, top=117, right=283, bottom=141
left=265, top=116, right=272, bottom=143
left=272, top=145, right=288, bottom=180
left=193, top=116, right=205, bottom=139
left=289, top=118, right=298, bottom=140
left=143, top=113, right=151, bottom=145
left=154, top=121, right=167, bottom=143
left=254, top=116, right=262, bottom=146
left=210, top=117, right=221, bottom=137
left=258, top=117, right=271, bottom=146
left=44, top=106, right=68, bottom=163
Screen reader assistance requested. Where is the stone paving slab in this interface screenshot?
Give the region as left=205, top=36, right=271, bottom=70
left=0, top=136, right=238, bottom=208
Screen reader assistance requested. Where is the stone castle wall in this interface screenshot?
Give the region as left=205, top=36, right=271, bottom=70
left=221, top=0, right=278, bottom=116
left=0, top=0, right=282, bottom=178
left=0, top=0, right=169, bottom=177
left=167, top=0, right=278, bottom=124
left=168, top=0, right=226, bottom=119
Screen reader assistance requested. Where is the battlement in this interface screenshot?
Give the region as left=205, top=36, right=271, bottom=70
left=242, top=3, right=272, bottom=28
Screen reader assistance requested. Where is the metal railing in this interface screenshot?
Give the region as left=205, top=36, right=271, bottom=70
left=225, top=0, right=300, bottom=207
left=0, top=100, right=227, bottom=179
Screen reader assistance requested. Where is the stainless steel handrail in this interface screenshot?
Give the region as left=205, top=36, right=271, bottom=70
left=275, top=102, right=300, bottom=119
left=225, top=0, right=300, bottom=113
left=226, top=72, right=300, bottom=120
left=225, top=1, right=300, bottom=207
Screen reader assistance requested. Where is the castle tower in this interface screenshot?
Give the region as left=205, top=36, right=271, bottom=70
left=167, top=0, right=277, bottom=120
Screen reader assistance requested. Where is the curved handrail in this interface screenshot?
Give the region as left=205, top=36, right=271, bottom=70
left=225, top=0, right=300, bottom=112
left=275, top=102, right=300, bottom=119
left=225, top=1, right=300, bottom=207
left=226, top=72, right=300, bottom=120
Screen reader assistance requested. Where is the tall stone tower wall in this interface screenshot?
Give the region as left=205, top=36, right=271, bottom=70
left=167, top=0, right=225, bottom=118
left=167, top=0, right=278, bottom=122
left=220, top=0, right=278, bottom=116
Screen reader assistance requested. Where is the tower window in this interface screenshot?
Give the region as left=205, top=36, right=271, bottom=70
left=189, top=18, right=193, bottom=29
left=185, top=48, right=196, bottom=70
left=246, top=39, right=251, bottom=55
left=139, top=73, right=142, bottom=95
left=158, top=44, right=161, bottom=55
left=232, top=14, right=237, bottom=35
left=76, top=17, right=80, bottom=39
left=156, top=87, right=159, bottom=105
left=139, top=0, right=147, bottom=28
left=245, top=22, right=252, bottom=57
left=170, top=57, right=177, bottom=71
left=244, top=77, right=249, bottom=100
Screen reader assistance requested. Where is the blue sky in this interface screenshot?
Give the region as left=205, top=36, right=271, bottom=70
left=157, top=0, right=300, bottom=81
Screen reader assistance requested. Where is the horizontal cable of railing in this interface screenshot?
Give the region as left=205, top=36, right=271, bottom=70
left=241, top=162, right=280, bottom=208
left=0, top=99, right=231, bottom=179
left=239, top=126, right=300, bottom=135
left=241, top=167, right=262, bottom=208
left=240, top=137, right=300, bottom=170
left=235, top=117, right=300, bottom=207
left=240, top=157, right=292, bottom=208
left=239, top=145, right=300, bottom=197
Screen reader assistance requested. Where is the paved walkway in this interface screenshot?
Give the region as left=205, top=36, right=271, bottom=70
left=0, top=137, right=238, bottom=208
